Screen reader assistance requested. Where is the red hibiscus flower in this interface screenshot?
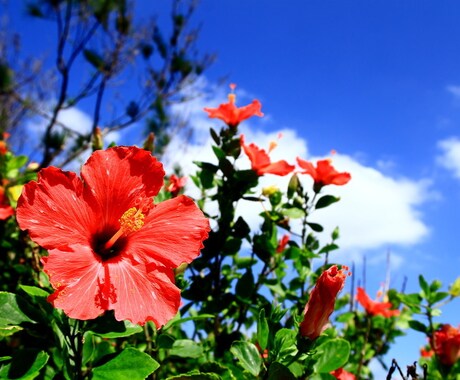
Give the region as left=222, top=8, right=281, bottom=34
left=299, top=265, right=349, bottom=340
left=330, top=368, right=356, bottom=380
left=433, top=324, right=460, bottom=366
left=165, top=174, right=187, bottom=197
left=276, top=234, right=290, bottom=253
left=0, top=186, right=14, bottom=220
left=356, top=287, right=400, bottom=318
left=204, top=84, right=263, bottom=128
left=296, top=157, right=351, bottom=192
left=16, top=146, right=210, bottom=326
left=240, top=135, right=295, bottom=176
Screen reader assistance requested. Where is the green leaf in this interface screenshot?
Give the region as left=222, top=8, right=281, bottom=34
left=165, top=373, right=221, bottom=380
left=92, top=348, right=159, bottom=380
left=273, top=329, right=297, bottom=360
left=315, top=195, right=340, bottom=209
left=212, top=146, right=226, bottom=160
left=0, top=325, right=23, bottom=338
left=268, top=362, right=296, bottom=380
left=88, top=315, right=142, bottom=338
left=0, top=349, right=49, bottom=380
left=169, top=340, right=203, bottom=358
left=230, top=341, right=262, bottom=377
left=210, top=128, right=221, bottom=145
left=0, top=292, right=35, bottom=327
left=281, top=207, right=305, bottom=219
left=257, top=309, right=269, bottom=351
left=236, top=269, right=254, bottom=300
left=163, top=314, right=215, bottom=331
left=429, top=291, right=450, bottom=304
left=313, top=339, right=350, bottom=373
left=19, top=285, right=49, bottom=298
left=307, top=222, right=324, bottom=232
left=418, top=275, right=430, bottom=298
left=408, top=320, right=427, bottom=333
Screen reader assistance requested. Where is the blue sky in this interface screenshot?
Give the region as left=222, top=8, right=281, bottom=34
left=5, top=0, right=460, bottom=375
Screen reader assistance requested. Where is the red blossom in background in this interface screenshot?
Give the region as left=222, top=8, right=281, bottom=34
left=433, top=324, right=460, bottom=366
left=0, top=132, right=10, bottom=156
left=356, top=287, right=400, bottom=318
left=330, top=368, right=356, bottom=380
left=420, top=346, right=434, bottom=358
left=276, top=234, right=290, bottom=253
left=166, top=174, right=187, bottom=197
left=299, top=265, right=349, bottom=340
left=16, top=146, right=210, bottom=326
left=0, top=186, right=14, bottom=220
left=203, top=84, right=263, bottom=128
left=240, top=135, right=295, bottom=176
left=297, top=157, right=351, bottom=192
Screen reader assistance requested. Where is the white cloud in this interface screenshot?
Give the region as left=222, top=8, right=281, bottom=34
left=312, top=154, right=430, bottom=251
left=162, top=81, right=432, bottom=260
left=437, top=137, right=460, bottom=178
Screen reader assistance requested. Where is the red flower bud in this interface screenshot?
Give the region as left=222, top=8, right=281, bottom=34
left=299, top=265, right=349, bottom=340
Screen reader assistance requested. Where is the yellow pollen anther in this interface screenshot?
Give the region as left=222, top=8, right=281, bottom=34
left=119, top=207, right=145, bottom=233
left=228, top=93, right=236, bottom=104
left=103, top=207, right=145, bottom=251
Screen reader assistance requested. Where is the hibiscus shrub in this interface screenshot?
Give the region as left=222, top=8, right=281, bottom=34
left=0, top=86, right=459, bottom=379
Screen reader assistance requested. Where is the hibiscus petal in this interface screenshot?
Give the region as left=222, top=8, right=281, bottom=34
left=129, top=195, right=210, bottom=268
left=81, top=147, right=165, bottom=227
left=107, top=258, right=180, bottom=326
left=16, top=167, right=96, bottom=249
left=258, top=160, right=295, bottom=176
left=240, top=135, right=271, bottom=171
left=44, top=244, right=105, bottom=320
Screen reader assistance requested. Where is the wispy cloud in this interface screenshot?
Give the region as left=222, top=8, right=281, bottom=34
left=437, top=137, right=460, bottom=178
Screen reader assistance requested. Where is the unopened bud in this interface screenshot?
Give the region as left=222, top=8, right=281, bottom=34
left=262, top=185, right=279, bottom=196
left=143, top=132, right=155, bottom=153
left=92, top=127, right=103, bottom=151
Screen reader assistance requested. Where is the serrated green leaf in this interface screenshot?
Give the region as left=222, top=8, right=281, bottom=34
left=230, top=341, right=262, bottom=376
left=273, top=328, right=297, bottom=360
left=92, top=348, right=159, bottom=380
left=0, top=292, right=35, bottom=327
left=0, top=349, right=49, bottom=380
left=313, top=339, right=350, bottom=373
left=257, top=309, right=269, bottom=350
